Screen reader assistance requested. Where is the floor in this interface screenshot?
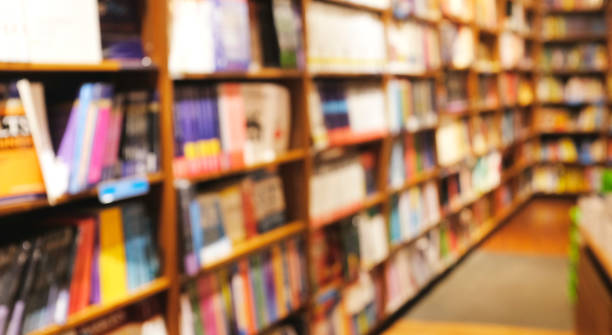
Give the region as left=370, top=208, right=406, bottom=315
left=383, top=197, right=576, bottom=335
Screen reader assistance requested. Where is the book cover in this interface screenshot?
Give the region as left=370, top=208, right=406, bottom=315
left=87, top=86, right=113, bottom=185
left=68, top=217, right=96, bottom=315
left=98, top=206, right=128, bottom=303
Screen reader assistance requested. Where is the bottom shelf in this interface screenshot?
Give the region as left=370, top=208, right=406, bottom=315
left=29, top=278, right=170, bottom=335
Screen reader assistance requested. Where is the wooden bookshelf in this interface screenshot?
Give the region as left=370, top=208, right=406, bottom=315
left=580, top=225, right=612, bottom=280
left=0, top=60, right=158, bottom=72
left=28, top=278, right=171, bottom=335
left=310, top=191, right=386, bottom=229
left=174, top=68, right=304, bottom=80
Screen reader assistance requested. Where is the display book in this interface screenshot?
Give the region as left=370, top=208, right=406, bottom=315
left=0, top=80, right=161, bottom=205
left=172, top=83, right=291, bottom=179
left=0, top=0, right=147, bottom=64
left=168, top=0, right=304, bottom=76
left=0, top=201, right=162, bottom=335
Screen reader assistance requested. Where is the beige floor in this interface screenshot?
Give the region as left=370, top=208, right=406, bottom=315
left=384, top=197, right=576, bottom=335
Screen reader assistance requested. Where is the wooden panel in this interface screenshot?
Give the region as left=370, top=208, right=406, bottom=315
left=384, top=320, right=573, bottom=335
left=576, top=247, right=612, bottom=335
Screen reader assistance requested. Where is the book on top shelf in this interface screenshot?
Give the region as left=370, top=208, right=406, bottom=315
left=387, top=79, right=438, bottom=133
left=435, top=120, right=470, bottom=166
left=440, top=21, right=475, bottom=69
left=543, top=0, right=605, bottom=11
left=440, top=0, right=473, bottom=22
left=306, top=1, right=386, bottom=74
left=99, top=0, right=147, bottom=61
left=168, top=0, right=304, bottom=76
left=173, top=83, right=291, bottom=179
left=387, top=21, right=441, bottom=74
left=392, top=0, right=441, bottom=21
left=537, top=76, right=605, bottom=104
left=0, top=0, right=102, bottom=64
left=541, top=15, right=606, bottom=39
left=536, top=105, right=605, bottom=132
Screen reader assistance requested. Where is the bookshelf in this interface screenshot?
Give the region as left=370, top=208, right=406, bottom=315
left=0, top=0, right=608, bottom=334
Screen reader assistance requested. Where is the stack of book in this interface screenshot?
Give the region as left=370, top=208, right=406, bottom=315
left=475, top=0, right=497, bottom=30
left=471, top=113, right=501, bottom=155
left=441, top=0, right=473, bottom=22
left=440, top=21, right=475, bottom=69
left=306, top=1, right=386, bottom=73
left=443, top=71, right=470, bottom=112
left=176, top=170, right=287, bottom=274
left=384, top=229, right=442, bottom=313
left=180, top=237, right=307, bottom=335
left=538, top=136, right=605, bottom=163
left=392, top=0, right=441, bottom=21
left=309, top=81, right=387, bottom=149
left=389, top=181, right=441, bottom=245
left=537, top=76, right=605, bottom=104
left=169, top=0, right=304, bottom=75
left=0, top=81, right=160, bottom=205
left=540, top=44, right=608, bottom=71
left=388, top=131, right=437, bottom=189
left=0, top=201, right=160, bottom=334
left=543, top=0, right=604, bottom=11
left=387, top=79, right=438, bottom=133
left=503, top=1, right=530, bottom=34
left=173, top=83, right=291, bottom=178
left=387, top=21, right=441, bottom=74
left=533, top=165, right=602, bottom=193
left=310, top=151, right=377, bottom=223
left=435, top=120, right=470, bottom=166
left=536, top=105, right=605, bottom=132
left=476, top=75, right=499, bottom=109
left=311, top=271, right=383, bottom=335
left=541, top=15, right=606, bottom=39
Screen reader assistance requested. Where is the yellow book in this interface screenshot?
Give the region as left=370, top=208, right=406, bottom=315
left=271, top=245, right=288, bottom=317
left=98, top=207, right=128, bottom=303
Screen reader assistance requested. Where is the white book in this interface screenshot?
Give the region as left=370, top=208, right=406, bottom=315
left=179, top=295, right=194, bottom=335
left=23, top=0, right=102, bottom=64
left=0, top=0, right=29, bottom=62
left=141, top=315, right=169, bottom=335
left=16, top=80, right=66, bottom=204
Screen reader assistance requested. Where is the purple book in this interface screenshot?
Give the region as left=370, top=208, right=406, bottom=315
left=213, top=0, right=251, bottom=71
left=57, top=103, right=79, bottom=169
left=263, top=252, right=278, bottom=321
left=90, top=232, right=101, bottom=305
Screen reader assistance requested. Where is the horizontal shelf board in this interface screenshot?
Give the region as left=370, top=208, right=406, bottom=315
left=500, top=161, right=532, bottom=184
left=174, top=68, right=303, bottom=80
left=186, top=149, right=306, bottom=183
left=388, top=70, right=441, bottom=78
left=310, top=192, right=386, bottom=229
left=316, top=0, right=388, bottom=13
left=309, top=71, right=385, bottom=78
left=538, top=129, right=604, bottom=135
left=543, top=6, right=605, bottom=14
left=185, top=221, right=307, bottom=278
left=392, top=14, right=441, bottom=25
left=0, top=172, right=164, bottom=217
left=541, top=34, right=608, bottom=43
left=0, top=60, right=156, bottom=72
left=537, top=68, right=608, bottom=75
left=537, top=159, right=605, bottom=166
left=390, top=169, right=440, bottom=194
left=29, top=278, right=170, bottom=335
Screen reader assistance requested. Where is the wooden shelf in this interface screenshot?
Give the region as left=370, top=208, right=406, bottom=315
left=389, top=70, right=441, bottom=78
left=185, top=221, right=307, bottom=278
left=543, top=6, right=606, bottom=14
left=174, top=68, right=303, bottom=80
left=537, top=68, right=608, bottom=75
left=310, top=192, right=386, bottom=229
left=541, top=34, right=608, bottom=43
left=316, top=0, right=388, bottom=14
left=0, top=60, right=157, bottom=72
left=393, top=14, right=441, bottom=25
left=580, top=226, right=612, bottom=281
left=539, top=129, right=604, bottom=136
left=308, top=71, right=385, bottom=78
left=186, top=149, right=306, bottom=183
left=0, top=172, right=165, bottom=217
left=501, top=161, right=532, bottom=184
left=537, top=159, right=605, bottom=166
left=390, top=169, right=440, bottom=194
left=29, top=278, right=170, bottom=335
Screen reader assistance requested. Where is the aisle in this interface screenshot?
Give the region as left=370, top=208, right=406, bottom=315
left=384, top=197, right=575, bottom=334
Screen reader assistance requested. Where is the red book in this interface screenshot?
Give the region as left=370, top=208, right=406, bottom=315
left=240, top=178, right=258, bottom=238
left=68, top=217, right=96, bottom=315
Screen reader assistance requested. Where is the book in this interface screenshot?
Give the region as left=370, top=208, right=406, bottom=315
left=435, top=120, right=470, bottom=166
left=441, top=0, right=473, bottom=22
left=387, top=79, right=438, bottom=132
left=541, top=15, right=606, bottom=39
left=306, top=1, right=386, bottom=73
left=440, top=21, right=474, bottom=69
left=387, top=21, right=440, bottom=74
left=98, top=0, right=145, bottom=60
left=443, top=71, right=469, bottom=112
left=181, top=237, right=306, bottom=335
left=392, top=0, right=441, bottom=21
left=540, top=43, right=608, bottom=72
left=537, top=76, right=605, bottom=104
left=177, top=170, right=287, bottom=272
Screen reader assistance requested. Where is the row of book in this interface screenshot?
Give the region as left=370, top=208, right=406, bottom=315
left=308, top=82, right=387, bottom=150
left=537, top=76, right=605, bottom=104
left=177, top=170, right=287, bottom=275
left=172, top=83, right=291, bottom=179
left=169, top=0, right=303, bottom=75
left=307, top=1, right=386, bottom=73
left=500, top=73, right=535, bottom=107
left=501, top=109, right=531, bottom=146
left=443, top=71, right=469, bottom=112
left=541, top=15, right=606, bottom=39
left=535, top=105, right=606, bottom=133
left=440, top=22, right=474, bottom=69
left=387, top=79, right=438, bottom=133
left=475, top=0, right=497, bottom=30
left=472, top=114, right=502, bottom=155
left=537, top=136, right=605, bottom=164
left=390, top=181, right=441, bottom=245
left=179, top=237, right=307, bottom=335
left=310, top=151, right=377, bottom=222
left=0, top=0, right=145, bottom=64
left=392, top=0, right=441, bottom=21
left=435, top=120, right=471, bottom=166
left=475, top=38, right=498, bottom=72
left=388, top=132, right=437, bottom=189
left=310, top=210, right=388, bottom=290
left=0, top=201, right=160, bottom=334
left=543, top=0, right=604, bottom=11
left=540, top=44, right=608, bottom=71
left=312, top=271, right=383, bottom=335
left=0, top=81, right=160, bottom=205
left=499, top=32, right=529, bottom=70
left=532, top=165, right=602, bottom=193
left=503, top=1, right=531, bottom=34
left=476, top=75, right=499, bottom=109
left=387, top=21, right=441, bottom=74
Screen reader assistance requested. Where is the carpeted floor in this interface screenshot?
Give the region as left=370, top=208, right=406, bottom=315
left=404, top=250, right=573, bottom=330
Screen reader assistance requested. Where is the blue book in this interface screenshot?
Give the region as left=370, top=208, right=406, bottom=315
left=121, top=203, right=141, bottom=290
left=172, top=90, right=185, bottom=157
left=190, top=199, right=204, bottom=269
left=68, top=84, right=95, bottom=194
left=262, top=252, right=278, bottom=321
left=389, top=197, right=401, bottom=244
left=213, top=0, right=251, bottom=71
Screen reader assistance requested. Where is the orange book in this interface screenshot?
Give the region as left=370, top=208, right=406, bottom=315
left=270, top=245, right=288, bottom=318
left=68, top=217, right=96, bottom=314
left=239, top=259, right=257, bottom=334
left=0, top=83, right=45, bottom=202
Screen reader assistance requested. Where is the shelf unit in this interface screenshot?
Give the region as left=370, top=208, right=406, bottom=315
left=2, top=0, right=609, bottom=335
